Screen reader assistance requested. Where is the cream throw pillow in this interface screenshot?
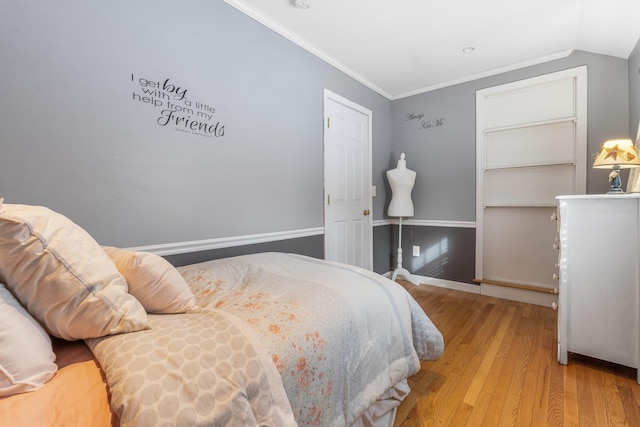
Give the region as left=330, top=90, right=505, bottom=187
left=0, top=200, right=149, bottom=340
left=103, top=246, right=196, bottom=314
left=0, top=283, right=57, bottom=397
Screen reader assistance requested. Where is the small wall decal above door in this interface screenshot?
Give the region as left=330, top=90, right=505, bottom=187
left=404, top=112, right=445, bottom=131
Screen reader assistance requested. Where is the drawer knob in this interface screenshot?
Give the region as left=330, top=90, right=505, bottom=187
left=552, top=302, right=558, bottom=310
left=551, top=212, right=558, bottom=221
left=553, top=273, right=559, bottom=280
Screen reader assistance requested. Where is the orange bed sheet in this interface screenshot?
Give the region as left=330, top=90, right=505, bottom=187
left=0, top=338, right=117, bottom=427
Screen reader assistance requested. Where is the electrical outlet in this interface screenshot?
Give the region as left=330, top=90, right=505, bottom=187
left=413, top=245, right=420, bottom=256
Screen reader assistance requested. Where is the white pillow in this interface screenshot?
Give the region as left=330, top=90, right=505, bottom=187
left=0, top=200, right=149, bottom=340
left=103, top=246, right=197, bottom=314
left=0, top=283, right=57, bottom=397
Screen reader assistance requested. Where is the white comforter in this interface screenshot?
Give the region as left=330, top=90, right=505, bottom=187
left=87, top=253, right=444, bottom=426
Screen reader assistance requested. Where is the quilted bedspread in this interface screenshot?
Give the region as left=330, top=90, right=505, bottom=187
left=87, top=253, right=444, bottom=427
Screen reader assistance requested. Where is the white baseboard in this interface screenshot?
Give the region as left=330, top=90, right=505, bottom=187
left=384, top=272, right=480, bottom=294
left=387, top=272, right=559, bottom=308
left=480, top=283, right=558, bottom=308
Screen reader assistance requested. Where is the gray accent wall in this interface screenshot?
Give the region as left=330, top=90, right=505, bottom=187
left=372, top=225, right=393, bottom=273
left=388, top=51, right=630, bottom=284
left=165, top=235, right=324, bottom=267
left=0, top=0, right=391, bottom=255
left=1, top=1, right=638, bottom=281
left=391, top=50, right=630, bottom=221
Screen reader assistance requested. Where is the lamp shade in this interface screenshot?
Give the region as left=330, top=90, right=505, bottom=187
left=593, top=139, right=640, bottom=169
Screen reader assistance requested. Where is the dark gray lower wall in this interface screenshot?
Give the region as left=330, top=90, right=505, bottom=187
left=373, top=225, right=393, bottom=274
left=164, top=224, right=474, bottom=283
left=388, top=225, right=476, bottom=284
left=165, top=235, right=324, bottom=267
left=166, top=227, right=394, bottom=276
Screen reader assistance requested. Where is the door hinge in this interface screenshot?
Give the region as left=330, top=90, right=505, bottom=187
left=327, top=194, right=330, bottom=205
left=327, top=117, right=330, bottom=128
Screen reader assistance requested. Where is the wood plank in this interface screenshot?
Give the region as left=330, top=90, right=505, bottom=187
left=466, top=300, right=522, bottom=426
left=462, top=305, right=516, bottom=406
left=431, top=302, right=508, bottom=425
left=393, top=282, right=640, bottom=427
left=599, top=367, right=629, bottom=426
left=547, top=307, right=566, bottom=427
left=495, top=306, right=536, bottom=425
left=531, top=306, right=556, bottom=427
left=514, top=304, right=546, bottom=426
left=475, top=278, right=558, bottom=294
left=617, top=378, right=640, bottom=427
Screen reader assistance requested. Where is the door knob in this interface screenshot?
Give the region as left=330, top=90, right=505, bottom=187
left=363, top=209, right=370, bottom=216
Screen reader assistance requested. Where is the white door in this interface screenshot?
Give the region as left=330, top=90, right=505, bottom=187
left=476, top=67, right=587, bottom=300
left=323, top=89, right=373, bottom=269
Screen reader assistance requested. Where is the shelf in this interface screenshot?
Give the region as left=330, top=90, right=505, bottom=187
left=484, top=116, right=577, bottom=134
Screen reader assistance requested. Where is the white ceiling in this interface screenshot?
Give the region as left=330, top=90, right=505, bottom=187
left=224, top=0, right=640, bottom=100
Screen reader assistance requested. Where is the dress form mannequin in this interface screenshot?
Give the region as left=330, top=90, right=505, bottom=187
left=387, top=154, right=416, bottom=217
left=386, top=153, right=417, bottom=283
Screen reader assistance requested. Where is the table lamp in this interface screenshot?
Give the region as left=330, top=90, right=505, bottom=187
left=593, top=139, right=640, bottom=193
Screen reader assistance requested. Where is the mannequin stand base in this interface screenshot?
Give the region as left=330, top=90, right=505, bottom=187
left=391, top=267, right=420, bottom=285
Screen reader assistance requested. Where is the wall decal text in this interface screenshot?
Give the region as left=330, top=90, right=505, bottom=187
left=131, top=74, right=225, bottom=139
left=405, top=112, right=445, bottom=131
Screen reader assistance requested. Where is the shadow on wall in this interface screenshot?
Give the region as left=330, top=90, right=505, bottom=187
left=393, top=225, right=476, bottom=284
left=411, top=237, right=449, bottom=278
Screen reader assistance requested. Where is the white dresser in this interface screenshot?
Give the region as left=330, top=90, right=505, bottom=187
left=556, top=195, right=640, bottom=383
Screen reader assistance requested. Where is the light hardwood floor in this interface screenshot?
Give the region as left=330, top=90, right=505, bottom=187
left=394, top=281, right=640, bottom=427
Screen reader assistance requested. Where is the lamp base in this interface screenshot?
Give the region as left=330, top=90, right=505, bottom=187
left=607, top=166, right=624, bottom=193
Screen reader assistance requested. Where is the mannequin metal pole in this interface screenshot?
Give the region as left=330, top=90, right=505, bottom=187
left=391, top=217, right=413, bottom=282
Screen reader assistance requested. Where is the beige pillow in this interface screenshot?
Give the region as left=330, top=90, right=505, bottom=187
left=103, top=246, right=196, bottom=314
left=0, top=283, right=58, bottom=397
left=0, top=200, right=149, bottom=340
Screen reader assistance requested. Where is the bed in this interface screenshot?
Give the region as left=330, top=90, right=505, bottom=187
left=0, top=200, right=444, bottom=426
